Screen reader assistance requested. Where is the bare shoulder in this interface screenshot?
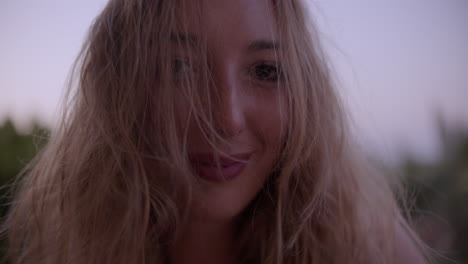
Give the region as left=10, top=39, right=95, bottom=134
left=394, top=222, right=429, bottom=264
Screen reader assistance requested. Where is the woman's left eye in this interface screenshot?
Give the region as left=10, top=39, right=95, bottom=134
left=250, top=63, right=283, bottom=82
left=173, top=58, right=192, bottom=75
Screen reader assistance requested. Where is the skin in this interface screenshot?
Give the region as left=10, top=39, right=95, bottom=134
left=170, top=0, right=286, bottom=263
left=168, top=1, right=428, bottom=264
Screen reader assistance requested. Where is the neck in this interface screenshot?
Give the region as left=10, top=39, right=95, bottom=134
left=170, top=218, right=240, bottom=264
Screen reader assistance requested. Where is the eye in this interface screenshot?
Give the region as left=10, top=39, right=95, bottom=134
left=172, top=58, right=193, bottom=77
left=250, top=62, right=283, bottom=82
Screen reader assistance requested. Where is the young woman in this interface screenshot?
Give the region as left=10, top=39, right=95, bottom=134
left=4, top=0, right=430, bottom=263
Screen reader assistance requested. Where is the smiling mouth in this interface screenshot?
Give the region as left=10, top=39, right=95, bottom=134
left=189, top=153, right=252, bottom=182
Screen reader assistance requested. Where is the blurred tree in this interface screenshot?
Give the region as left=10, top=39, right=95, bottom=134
left=0, top=116, right=466, bottom=263
left=0, top=120, right=48, bottom=182
left=0, top=118, right=49, bottom=263
left=401, top=121, right=468, bottom=264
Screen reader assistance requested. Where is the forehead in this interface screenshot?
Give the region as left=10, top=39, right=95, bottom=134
left=176, top=0, right=278, bottom=46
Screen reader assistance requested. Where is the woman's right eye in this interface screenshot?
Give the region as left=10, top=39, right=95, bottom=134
left=172, top=58, right=193, bottom=77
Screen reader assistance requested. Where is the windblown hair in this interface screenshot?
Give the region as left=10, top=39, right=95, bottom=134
left=3, top=0, right=427, bottom=263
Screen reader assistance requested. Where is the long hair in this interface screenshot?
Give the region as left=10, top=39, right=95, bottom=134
left=3, top=0, right=427, bottom=263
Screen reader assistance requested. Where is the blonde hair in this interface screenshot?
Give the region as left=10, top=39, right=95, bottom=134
left=3, top=0, right=428, bottom=263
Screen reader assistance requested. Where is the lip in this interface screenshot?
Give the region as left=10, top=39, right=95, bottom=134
left=189, top=153, right=252, bottom=182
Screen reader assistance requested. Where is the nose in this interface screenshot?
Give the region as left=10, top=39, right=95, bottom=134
left=211, top=69, right=246, bottom=138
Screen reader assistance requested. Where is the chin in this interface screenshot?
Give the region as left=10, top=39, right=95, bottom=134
left=190, top=166, right=268, bottom=222
left=191, top=179, right=256, bottom=222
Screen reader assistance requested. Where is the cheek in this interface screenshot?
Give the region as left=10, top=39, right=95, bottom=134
left=248, top=94, right=288, bottom=151
left=172, top=93, right=204, bottom=149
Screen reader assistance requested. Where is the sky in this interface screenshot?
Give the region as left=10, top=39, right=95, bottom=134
left=1, top=0, right=467, bottom=164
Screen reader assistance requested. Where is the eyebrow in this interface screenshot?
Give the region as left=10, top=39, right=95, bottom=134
left=170, top=33, right=280, bottom=52
left=246, top=40, right=280, bottom=52
left=170, top=33, right=198, bottom=46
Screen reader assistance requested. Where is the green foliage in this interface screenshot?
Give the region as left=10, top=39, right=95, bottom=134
left=400, top=124, right=468, bottom=263
left=0, top=119, right=48, bottom=182
left=0, top=119, right=49, bottom=212
left=0, top=118, right=49, bottom=263
left=0, top=117, right=466, bottom=263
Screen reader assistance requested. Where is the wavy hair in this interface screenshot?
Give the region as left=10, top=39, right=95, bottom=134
left=3, top=0, right=428, bottom=263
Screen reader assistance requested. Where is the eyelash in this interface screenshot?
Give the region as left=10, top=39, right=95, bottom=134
left=171, top=58, right=284, bottom=83
left=172, top=58, right=193, bottom=76
left=249, top=62, right=283, bottom=83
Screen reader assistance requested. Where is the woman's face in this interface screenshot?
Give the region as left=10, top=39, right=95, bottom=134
left=175, top=0, right=287, bottom=221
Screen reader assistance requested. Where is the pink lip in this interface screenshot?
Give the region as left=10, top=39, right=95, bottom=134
left=189, top=153, right=251, bottom=182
